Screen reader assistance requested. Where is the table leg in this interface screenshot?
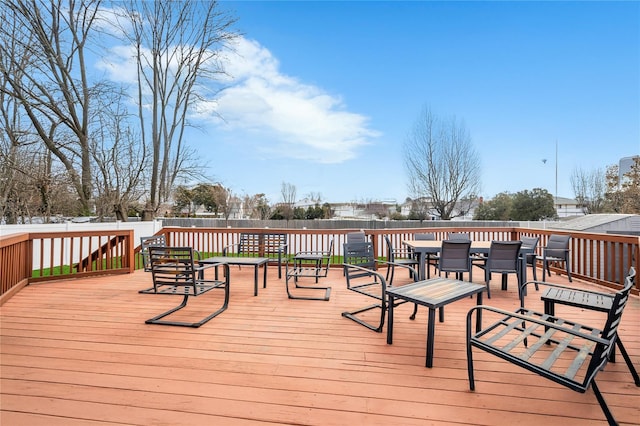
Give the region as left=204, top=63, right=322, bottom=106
left=475, top=291, right=483, bottom=332
left=263, top=262, right=268, bottom=288
left=426, top=307, right=436, bottom=368
left=253, top=265, right=259, bottom=296
left=386, top=294, right=395, bottom=344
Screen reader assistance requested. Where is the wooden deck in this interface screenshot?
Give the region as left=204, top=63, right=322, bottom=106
left=1, top=265, right=639, bottom=425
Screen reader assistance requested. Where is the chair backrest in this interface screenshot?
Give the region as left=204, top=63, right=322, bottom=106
left=326, top=238, right=335, bottom=255
left=140, top=235, right=167, bottom=271
left=383, top=235, right=396, bottom=261
left=520, top=236, right=539, bottom=250
left=520, top=236, right=539, bottom=263
left=148, top=246, right=197, bottom=292
left=448, top=232, right=470, bottom=241
left=487, top=241, right=522, bottom=272
left=347, top=231, right=367, bottom=243
left=344, top=241, right=375, bottom=269
left=546, top=234, right=571, bottom=259
left=587, top=267, right=636, bottom=380
left=414, top=233, right=436, bottom=241
left=439, top=240, right=471, bottom=272
left=343, top=241, right=377, bottom=282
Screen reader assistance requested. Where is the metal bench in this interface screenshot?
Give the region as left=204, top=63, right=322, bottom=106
left=224, top=233, right=288, bottom=279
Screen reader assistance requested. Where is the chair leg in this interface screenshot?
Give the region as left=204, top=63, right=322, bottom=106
left=615, top=337, right=640, bottom=386
left=485, top=278, right=491, bottom=299
left=341, top=303, right=385, bottom=332
left=409, top=303, right=418, bottom=320
left=286, top=273, right=331, bottom=301
left=590, top=380, right=617, bottom=426
left=145, top=292, right=229, bottom=328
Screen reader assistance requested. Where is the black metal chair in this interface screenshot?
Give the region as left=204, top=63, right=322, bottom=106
left=285, top=239, right=333, bottom=301
left=519, top=236, right=540, bottom=283
left=467, top=268, right=636, bottom=426
left=522, top=271, right=639, bottom=387
left=438, top=240, right=472, bottom=282
left=413, top=233, right=440, bottom=276
left=539, top=234, right=572, bottom=282
left=383, top=234, right=419, bottom=284
left=342, top=241, right=418, bottom=332
left=475, top=241, right=522, bottom=299
left=346, top=231, right=367, bottom=243
left=139, top=246, right=230, bottom=327
left=448, top=232, right=470, bottom=241
left=140, top=235, right=167, bottom=272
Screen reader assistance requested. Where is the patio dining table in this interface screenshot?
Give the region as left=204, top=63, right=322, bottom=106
left=403, top=240, right=533, bottom=284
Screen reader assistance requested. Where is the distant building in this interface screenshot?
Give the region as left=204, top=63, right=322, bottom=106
left=554, top=196, right=585, bottom=218
left=619, top=155, right=639, bottom=187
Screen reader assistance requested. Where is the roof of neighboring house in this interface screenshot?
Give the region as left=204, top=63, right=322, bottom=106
left=549, top=214, right=640, bottom=231
left=553, top=196, right=579, bottom=205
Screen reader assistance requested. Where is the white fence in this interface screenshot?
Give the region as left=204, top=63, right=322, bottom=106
left=1, top=221, right=164, bottom=270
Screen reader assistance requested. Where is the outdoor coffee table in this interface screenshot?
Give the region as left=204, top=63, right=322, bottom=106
left=386, top=277, right=485, bottom=367
left=199, top=256, right=269, bottom=296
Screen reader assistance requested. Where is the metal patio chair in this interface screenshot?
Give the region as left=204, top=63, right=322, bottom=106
left=342, top=241, right=419, bottom=332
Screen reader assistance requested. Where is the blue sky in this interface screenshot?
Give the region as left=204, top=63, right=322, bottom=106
left=175, top=1, right=639, bottom=204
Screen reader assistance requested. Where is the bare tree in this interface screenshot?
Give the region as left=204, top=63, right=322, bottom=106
left=403, top=106, right=481, bottom=220
left=0, top=0, right=104, bottom=215
left=91, top=90, right=147, bottom=221
left=280, top=182, right=296, bottom=221
left=115, top=0, right=238, bottom=220
left=246, top=193, right=270, bottom=219
left=570, top=167, right=606, bottom=214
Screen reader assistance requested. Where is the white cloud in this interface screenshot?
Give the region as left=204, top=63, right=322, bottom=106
left=208, top=37, right=380, bottom=163
left=97, top=34, right=379, bottom=163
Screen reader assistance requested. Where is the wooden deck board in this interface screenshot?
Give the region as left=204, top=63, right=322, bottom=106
left=1, top=266, right=639, bottom=425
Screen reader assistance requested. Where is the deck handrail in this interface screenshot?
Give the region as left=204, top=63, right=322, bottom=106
left=1, top=226, right=638, bottom=303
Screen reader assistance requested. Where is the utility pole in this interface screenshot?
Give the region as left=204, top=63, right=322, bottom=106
left=555, top=140, right=558, bottom=213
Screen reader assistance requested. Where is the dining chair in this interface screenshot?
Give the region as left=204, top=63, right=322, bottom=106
left=438, top=240, right=472, bottom=281
left=383, top=234, right=419, bottom=283
left=414, top=233, right=436, bottom=241
left=476, top=241, right=522, bottom=299
left=140, top=235, right=167, bottom=272
left=539, top=234, right=572, bottom=282
left=346, top=231, right=367, bottom=243
left=413, top=233, right=439, bottom=274
left=448, top=232, right=470, bottom=241
left=519, top=236, right=540, bottom=284
left=342, top=241, right=418, bottom=332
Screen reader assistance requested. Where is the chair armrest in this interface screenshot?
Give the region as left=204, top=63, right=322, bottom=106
left=342, top=262, right=388, bottom=283
left=194, top=262, right=220, bottom=272
left=466, top=305, right=609, bottom=345
left=222, top=243, right=238, bottom=256
left=376, top=259, right=419, bottom=281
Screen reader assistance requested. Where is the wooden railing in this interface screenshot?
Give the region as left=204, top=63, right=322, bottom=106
left=2, top=226, right=638, bottom=304
left=0, top=230, right=134, bottom=304
left=161, top=226, right=638, bottom=292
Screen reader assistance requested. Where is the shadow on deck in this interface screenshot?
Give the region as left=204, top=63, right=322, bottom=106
left=1, top=264, right=639, bottom=425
